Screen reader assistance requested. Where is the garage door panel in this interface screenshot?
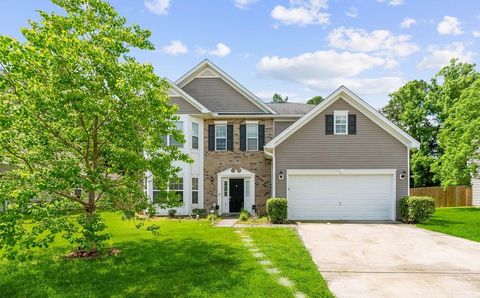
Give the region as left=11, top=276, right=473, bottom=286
left=288, top=172, right=394, bottom=220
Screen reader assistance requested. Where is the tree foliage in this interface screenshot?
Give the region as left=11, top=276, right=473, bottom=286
left=306, top=96, right=324, bottom=105
left=271, top=93, right=288, bottom=103
left=381, top=59, right=480, bottom=187
left=0, top=0, right=190, bottom=259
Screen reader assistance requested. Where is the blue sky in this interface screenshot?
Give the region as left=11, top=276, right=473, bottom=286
left=0, top=0, right=479, bottom=108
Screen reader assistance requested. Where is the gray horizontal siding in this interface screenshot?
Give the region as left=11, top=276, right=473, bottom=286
left=275, top=98, right=409, bottom=218
left=182, top=78, right=265, bottom=113
left=473, top=178, right=480, bottom=206
left=170, top=96, right=201, bottom=114
left=274, top=121, right=295, bottom=136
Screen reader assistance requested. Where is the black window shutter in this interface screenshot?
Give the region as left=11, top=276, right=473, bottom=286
left=258, top=125, right=265, bottom=151
left=240, top=125, right=246, bottom=151
left=348, top=114, right=356, bottom=135
left=325, top=114, right=334, bottom=135
left=227, top=125, right=233, bottom=150
left=208, top=125, right=215, bottom=151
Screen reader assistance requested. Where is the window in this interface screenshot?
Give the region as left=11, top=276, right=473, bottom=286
left=245, top=180, right=250, bottom=197
left=169, top=121, right=184, bottom=148
left=223, top=180, right=228, bottom=197
left=152, top=176, right=184, bottom=204
left=215, top=125, right=227, bottom=151
left=192, top=123, right=199, bottom=150
left=192, top=177, right=199, bottom=204
left=334, top=111, right=348, bottom=135
left=246, top=125, right=258, bottom=151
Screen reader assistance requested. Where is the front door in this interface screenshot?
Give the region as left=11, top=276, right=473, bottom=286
left=229, top=179, right=244, bottom=213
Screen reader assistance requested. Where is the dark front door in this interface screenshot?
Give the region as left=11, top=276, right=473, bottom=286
left=229, top=179, right=244, bottom=213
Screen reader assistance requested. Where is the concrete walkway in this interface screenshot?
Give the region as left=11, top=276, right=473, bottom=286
left=298, top=223, right=480, bottom=298
left=215, top=218, right=296, bottom=228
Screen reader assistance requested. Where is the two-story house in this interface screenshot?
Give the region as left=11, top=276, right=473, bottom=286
left=145, top=59, right=420, bottom=221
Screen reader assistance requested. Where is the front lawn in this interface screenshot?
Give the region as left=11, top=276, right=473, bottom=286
left=0, top=213, right=329, bottom=297
left=248, top=228, right=333, bottom=298
left=417, top=207, right=480, bottom=242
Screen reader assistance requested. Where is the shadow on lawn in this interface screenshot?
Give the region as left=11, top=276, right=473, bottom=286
left=0, top=238, right=250, bottom=297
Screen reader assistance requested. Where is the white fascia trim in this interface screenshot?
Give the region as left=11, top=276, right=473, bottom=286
left=175, top=59, right=278, bottom=115
left=166, top=79, right=211, bottom=114
left=265, top=86, right=420, bottom=150
left=287, top=169, right=397, bottom=176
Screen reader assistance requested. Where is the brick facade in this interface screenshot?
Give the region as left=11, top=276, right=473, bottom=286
left=203, top=119, right=273, bottom=214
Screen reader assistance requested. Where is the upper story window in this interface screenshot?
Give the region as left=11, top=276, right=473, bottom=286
left=334, top=111, right=348, bottom=135
left=246, top=125, right=258, bottom=151
left=192, top=122, right=199, bottom=150
left=163, top=121, right=184, bottom=148
left=215, top=124, right=227, bottom=151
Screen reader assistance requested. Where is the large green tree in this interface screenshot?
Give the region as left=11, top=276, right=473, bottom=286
left=306, top=95, right=324, bottom=105
left=381, top=59, right=479, bottom=187
left=271, top=93, right=288, bottom=103
left=0, top=0, right=189, bottom=259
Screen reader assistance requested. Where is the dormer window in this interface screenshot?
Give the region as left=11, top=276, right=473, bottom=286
left=334, top=111, right=348, bottom=135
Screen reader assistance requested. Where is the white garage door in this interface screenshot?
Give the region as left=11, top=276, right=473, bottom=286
left=288, top=170, right=396, bottom=221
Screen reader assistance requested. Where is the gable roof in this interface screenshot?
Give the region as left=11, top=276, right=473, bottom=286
left=166, top=79, right=211, bottom=114
left=265, top=86, right=420, bottom=150
left=175, top=59, right=277, bottom=114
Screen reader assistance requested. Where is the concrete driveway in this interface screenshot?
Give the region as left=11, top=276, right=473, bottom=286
left=298, top=223, right=480, bottom=298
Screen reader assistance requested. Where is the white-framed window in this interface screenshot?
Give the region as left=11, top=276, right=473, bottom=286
left=163, top=121, right=184, bottom=148
left=192, top=122, right=199, bottom=150
left=192, top=177, right=199, bottom=204
left=246, top=125, right=258, bottom=151
left=334, top=111, right=348, bottom=135
left=223, top=180, right=228, bottom=197
left=215, top=124, right=227, bottom=151
left=245, top=180, right=250, bottom=197
left=152, top=176, right=184, bottom=204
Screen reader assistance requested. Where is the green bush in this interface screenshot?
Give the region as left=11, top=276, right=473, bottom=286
left=192, top=208, right=206, bottom=218
left=238, top=210, right=250, bottom=221
left=400, top=196, right=435, bottom=223
left=266, top=198, right=288, bottom=224
left=207, top=213, right=218, bottom=222
left=167, top=209, right=177, bottom=218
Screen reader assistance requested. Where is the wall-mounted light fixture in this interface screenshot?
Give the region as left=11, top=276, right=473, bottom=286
left=278, top=170, right=284, bottom=180
left=399, top=170, right=407, bottom=180
left=210, top=176, right=214, bottom=183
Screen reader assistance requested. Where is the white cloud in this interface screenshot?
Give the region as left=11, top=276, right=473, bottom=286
left=473, top=31, right=480, bottom=38
left=345, top=7, right=358, bottom=18
left=400, top=17, right=416, bottom=29
left=161, top=40, right=188, bottom=55
left=234, top=0, right=258, bottom=9
left=328, top=27, right=419, bottom=58
left=144, top=0, right=170, bottom=15
left=208, top=43, right=231, bottom=57
left=256, top=50, right=403, bottom=95
left=377, top=0, right=404, bottom=6
left=271, top=0, right=330, bottom=26
left=418, top=43, right=474, bottom=69
left=437, top=16, right=463, bottom=35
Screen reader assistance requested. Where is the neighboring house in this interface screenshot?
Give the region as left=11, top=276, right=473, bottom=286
left=146, top=59, right=420, bottom=220
left=472, top=177, right=480, bottom=206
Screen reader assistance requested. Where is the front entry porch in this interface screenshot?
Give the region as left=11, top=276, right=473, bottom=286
left=217, top=167, right=255, bottom=215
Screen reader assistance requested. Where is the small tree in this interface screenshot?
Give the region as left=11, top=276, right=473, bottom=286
left=0, top=0, right=190, bottom=259
left=271, top=93, right=288, bottom=103
left=306, top=95, right=324, bottom=105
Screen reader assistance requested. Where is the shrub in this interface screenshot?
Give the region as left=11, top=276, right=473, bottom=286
left=267, top=198, right=288, bottom=224
left=400, top=196, right=435, bottom=223
left=167, top=209, right=177, bottom=218
left=192, top=208, right=206, bottom=218
left=207, top=213, right=218, bottom=222
left=239, top=210, right=250, bottom=221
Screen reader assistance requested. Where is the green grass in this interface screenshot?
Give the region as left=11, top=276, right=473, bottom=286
left=247, top=228, right=333, bottom=298
left=0, top=213, right=330, bottom=297
left=417, top=207, right=480, bottom=242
